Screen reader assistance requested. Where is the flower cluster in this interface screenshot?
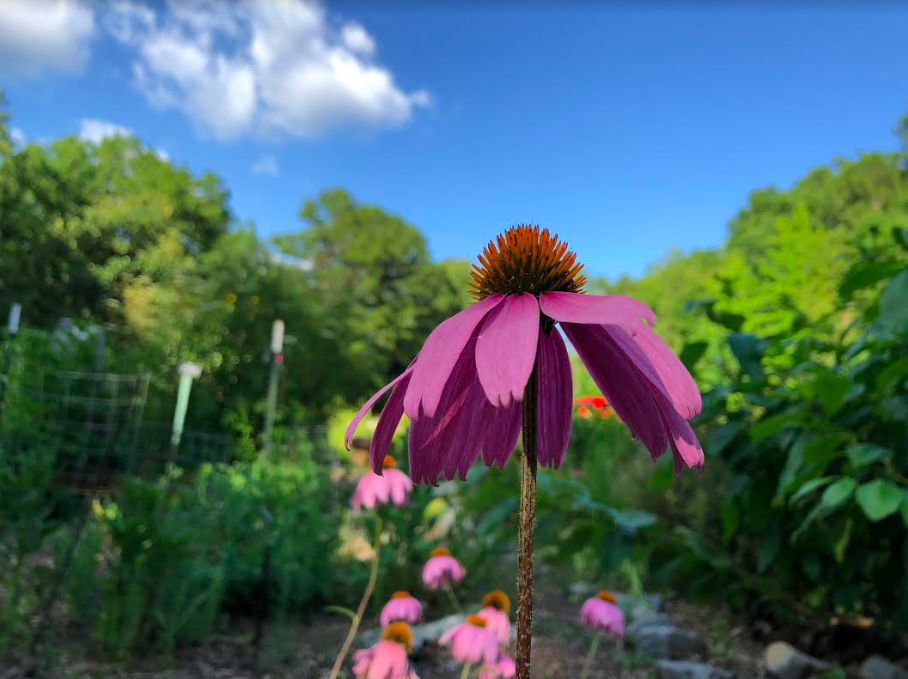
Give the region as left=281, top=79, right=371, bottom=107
left=441, top=590, right=516, bottom=679
left=575, top=395, right=617, bottom=421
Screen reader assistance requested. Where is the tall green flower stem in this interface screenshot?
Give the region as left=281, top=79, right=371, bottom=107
left=328, top=516, right=382, bottom=679
left=515, top=365, right=538, bottom=679
left=459, top=662, right=473, bottom=679
left=579, top=633, right=601, bottom=679
left=444, top=582, right=463, bottom=613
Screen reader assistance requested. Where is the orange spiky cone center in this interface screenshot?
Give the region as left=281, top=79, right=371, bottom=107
left=392, top=591, right=411, bottom=600
left=469, top=224, right=586, bottom=300
left=430, top=548, right=450, bottom=558
left=597, top=591, right=617, bottom=604
left=482, top=590, right=511, bottom=613
left=382, top=457, right=397, bottom=469
left=381, top=622, right=413, bottom=647
left=467, top=615, right=487, bottom=628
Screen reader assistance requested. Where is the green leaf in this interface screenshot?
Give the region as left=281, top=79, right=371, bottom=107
left=751, top=412, right=801, bottom=443
left=802, top=433, right=850, bottom=471
left=895, top=227, right=908, bottom=251
left=880, top=269, right=908, bottom=333
left=810, top=370, right=852, bottom=417
left=605, top=507, right=658, bottom=534
left=789, top=477, right=836, bottom=504
left=756, top=525, right=780, bottom=574
left=839, top=259, right=905, bottom=300
left=875, top=356, right=908, bottom=394
left=679, top=341, right=709, bottom=371
left=707, top=421, right=743, bottom=457
left=325, top=605, right=358, bottom=621
left=845, top=443, right=890, bottom=469
left=821, top=478, right=857, bottom=511
left=728, top=333, right=766, bottom=381
left=901, top=496, right=908, bottom=528
left=792, top=478, right=855, bottom=542
left=834, top=518, right=852, bottom=563
left=855, top=480, right=904, bottom=522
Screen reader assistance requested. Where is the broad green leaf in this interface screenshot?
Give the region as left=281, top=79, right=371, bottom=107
left=789, top=477, right=836, bottom=504
left=728, top=333, right=766, bottom=381
left=605, top=507, right=658, bottom=534
left=839, top=259, right=905, bottom=300
left=845, top=443, right=890, bottom=469
left=901, top=496, right=908, bottom=528
left=679, top=341, right=708, bottom=371
left=810, top=370, right=852, bottom=417
left=821, top=478, right=857, bottom=511
left=802, top=433, right=850, bottom=472
left=751, top=412, right=801, bottom=443
left=880, top=269, right=908, bottom=333
left=875, top=356, right=908, bottom=394
left=707, top=421, right=743, bottom=457
left=855, top=480, right=904, bottom=522
left=795, top=478, right=856, bottom=540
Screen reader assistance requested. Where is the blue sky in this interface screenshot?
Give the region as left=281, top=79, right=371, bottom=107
left=2, top=2, right=908, bottom=279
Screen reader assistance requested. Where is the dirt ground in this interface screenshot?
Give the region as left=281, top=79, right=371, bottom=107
left=8, top=583, right=771, bottom=679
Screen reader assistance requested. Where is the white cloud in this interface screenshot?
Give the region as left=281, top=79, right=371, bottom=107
left=108, top=0, right=430, bottom=141
left=0, top=0, right=95, bottom=77
left=79, top=118, right=133, bottom=143
left=9, top=127, right=27, bottom=148
left=341, top=23, right=375, bottom=56
left=252, top=154, right=280, bottom=177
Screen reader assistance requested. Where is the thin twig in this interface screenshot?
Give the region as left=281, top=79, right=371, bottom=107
left=328, top=516, right=382, bottom=679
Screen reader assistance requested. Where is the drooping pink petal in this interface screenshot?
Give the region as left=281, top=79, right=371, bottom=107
left=404, top=294, right=503, bottom=420
left=346, top=365, right=415, bottom=450
left=441, top=373, right=495, bottom=481
left=621, top=322, right=701, bottom=419
left=540, top=291, right=656, bottom=330
left=408, top=338, right=483, bottom=485
left=536, top=327, right=572, bottom=469
left=475, top=293, right=540, bottom=408
left=657, top=395, right=705, bottom=473
left=369, top=372, right=411, bottom=474
left=561, top=323, right=668, bottom=460
left=479, top=398, right=522, bottom=470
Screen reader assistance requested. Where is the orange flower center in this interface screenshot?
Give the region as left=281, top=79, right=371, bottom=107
left=430, top=548, right=450, bottom=558
left=383, top=457, right=397, bottom=469
left=381, top=622, right=413, bottom=647
left=391, top=591, right=411, bottom=600
left=470, top=225, right=586, bottom=300
left=482, top=590, right=511, bottom=614
left=597, top=591, right=617, bottom=604
left=467, top=615, right=487, bottom=628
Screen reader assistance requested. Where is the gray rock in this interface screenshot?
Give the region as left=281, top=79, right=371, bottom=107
left=627, top=611, right=675, bottom=639
left=632, top=625, right=706, bottom=660
left=763, top=641, right=832, bottom=679
left=358, top=613, right=466, bottom=656
left=656, top=660, right=736, bottom=679
left=859, top=656, right=908, bottom=679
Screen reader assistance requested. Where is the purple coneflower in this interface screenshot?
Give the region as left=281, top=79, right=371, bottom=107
left=480, top=655, right=516, bottom=679
left=380, top=591, right=423, bottom=627
left=440, top=615, right=500, bottom=667
left=345, top=225, right=702, bottom=679
left=580, top=590, right=625, bottom=637
left=345, top=225, right=702, bottom=482
left=578, top=591, right=625, bottom=679
left=477, top=590, right=511, bottom=648
left=351, top=457, right=414, bottom=513
left=421, top=548, right=466, bottom=591
left=352, top=623, right=419, bottom=679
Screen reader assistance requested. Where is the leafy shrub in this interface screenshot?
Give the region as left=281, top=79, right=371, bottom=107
left=657, top=240, right=908, bottom=632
